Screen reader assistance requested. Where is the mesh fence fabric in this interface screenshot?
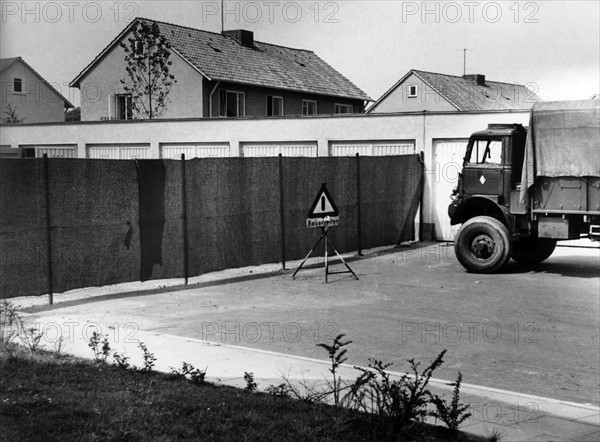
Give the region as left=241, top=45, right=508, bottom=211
left=0, top=155, right=422, bottom=298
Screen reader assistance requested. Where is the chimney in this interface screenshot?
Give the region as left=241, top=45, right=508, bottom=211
left=464, top=74, right=486, bottom=86
left=222, top=29, right=254, bottom=48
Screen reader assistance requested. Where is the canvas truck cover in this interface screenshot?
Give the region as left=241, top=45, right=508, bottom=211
left=520, top=100, right=600, bottom=203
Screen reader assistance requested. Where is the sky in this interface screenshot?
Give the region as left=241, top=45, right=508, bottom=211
left=1, top=0, right=599, bottom=107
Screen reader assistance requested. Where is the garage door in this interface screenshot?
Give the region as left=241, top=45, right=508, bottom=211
left=329, top=140, right=415, bottom=156
left=432, top=139, right=468, bottom=241
left=161, top=143, right=230, bottom=159
left=18, top=145, right=78, bottom=158
left=87, top=144, right=150, bottom=160
left=242, top=142, right=317, bottom=157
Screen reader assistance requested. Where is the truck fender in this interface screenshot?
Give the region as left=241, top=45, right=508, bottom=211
left=450, top=196, right=515, bottom=231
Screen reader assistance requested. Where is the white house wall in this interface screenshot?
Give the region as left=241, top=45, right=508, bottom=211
left=78, top=31, right=205, bottom=121
left=369, top=73, right=457, bottom=113
left=0, top=111, right=531, bottom=230
left=0, top=60, right=67, bottom=123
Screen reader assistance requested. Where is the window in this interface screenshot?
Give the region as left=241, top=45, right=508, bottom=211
left=469, top=139, right=503, bottom=165
left=267, top=96, right=284, bottom=116
left=110, top=94, right=133, bottom=120
left=302, top=100, right=317, bottom=115
left=220, top=90, right=245, bottom=117
left=407, top=84, right=418, bottom=98
left=334, top=103, right=353, bottom=114
left=13, top=78, right=23, bottom=93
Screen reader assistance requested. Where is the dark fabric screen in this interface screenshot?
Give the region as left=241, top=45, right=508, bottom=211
left=0, top=155, right=423, bottom=298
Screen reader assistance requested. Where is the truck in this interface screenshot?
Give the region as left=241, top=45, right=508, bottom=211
left=448, top=100, right=600, bottom=273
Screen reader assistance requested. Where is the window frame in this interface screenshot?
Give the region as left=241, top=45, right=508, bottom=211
left=13, top=77, right=23, bottom=93
left=220, top=90, right=246, bottom=117
left=334, top=103, right=353, bottom=114
left=267, top=95, right=284, bottom=116
left=407, top=84, right=418, bottom=98
left=110, top=94, right=133, bottom=120
left=302, top=99, right=317, bottom=115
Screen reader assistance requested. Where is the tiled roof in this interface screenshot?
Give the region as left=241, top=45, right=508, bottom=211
left=370, top=69, right=541, bottom=112
left=72, top=18, right=372, bottom=102
left=412, top=70, right=541, bottom=111
left=0, top=57, right=20, bottom=72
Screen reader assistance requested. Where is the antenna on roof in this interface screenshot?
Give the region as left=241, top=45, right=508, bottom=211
left=221, top=0, right=224, bottom=33
left=459, top=48, right=472, bottom=76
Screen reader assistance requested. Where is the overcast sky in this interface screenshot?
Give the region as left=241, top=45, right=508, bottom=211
left=1, top=0, right=598, bottom=107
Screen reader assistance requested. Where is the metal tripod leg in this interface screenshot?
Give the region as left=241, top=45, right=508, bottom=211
left=325, top=237, right=359, bottom=281
left=292, top=232, right=325, bottom=279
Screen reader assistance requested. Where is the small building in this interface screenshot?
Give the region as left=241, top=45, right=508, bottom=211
left=70, top=18, right=372, bottom=121
left=0, top=57, right=72, bottom=123
left=368, top=69, right=541, bottom=113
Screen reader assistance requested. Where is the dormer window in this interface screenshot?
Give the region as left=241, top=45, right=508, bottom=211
left=408, top=84, right=418, bottom=98
left=13, top=78, right=23, bottom=93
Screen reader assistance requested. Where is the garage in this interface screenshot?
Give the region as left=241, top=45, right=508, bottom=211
left=161, top=143, right=230, bottom=159
left=87, top=144, right=150, bottom=160
left=431, top=139, right=468, bottom=241
left=242, top=141, right=317, bottom=157
left=329, top=140, right=415, bottom=156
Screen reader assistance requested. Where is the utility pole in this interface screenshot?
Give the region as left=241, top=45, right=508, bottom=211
left=221, top=0, right=224, bottom=33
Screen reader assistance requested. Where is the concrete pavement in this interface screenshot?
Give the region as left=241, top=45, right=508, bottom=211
left=15, top=313, right=600, bottom=441
left=13, top=241, right=600, bottom=441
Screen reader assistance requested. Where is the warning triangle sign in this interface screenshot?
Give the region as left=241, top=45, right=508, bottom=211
left=307, top=183, right=339, bottom=218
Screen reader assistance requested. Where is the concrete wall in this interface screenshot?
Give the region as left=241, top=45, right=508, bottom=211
left=0, top=60, right=66, bottom=123
left=369, top=72, right=456, bottom=113
left=78, top=32, right=205, bottom=121
left=0, top=110, right=531, bottom=230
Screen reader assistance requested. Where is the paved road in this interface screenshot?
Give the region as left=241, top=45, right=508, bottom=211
left=25, top=243, right=600, bottom=405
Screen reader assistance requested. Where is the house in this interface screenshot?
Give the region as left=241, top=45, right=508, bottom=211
left=1, top=57, right=72, bottom=123
left=368, top=69, right=541, bottom=113
left=70, top=18, right=372, bottom=121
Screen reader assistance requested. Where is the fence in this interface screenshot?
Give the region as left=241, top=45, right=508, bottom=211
left=0, top=154, right=423, bottom=300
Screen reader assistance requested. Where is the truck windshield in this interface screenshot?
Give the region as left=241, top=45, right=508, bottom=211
left=469, top=139, right=502, bottom=165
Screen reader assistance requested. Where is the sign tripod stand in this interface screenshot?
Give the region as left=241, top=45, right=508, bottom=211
left=292, top=183, right=358, bottom=283
left=292, top=224, right=358, bottom=283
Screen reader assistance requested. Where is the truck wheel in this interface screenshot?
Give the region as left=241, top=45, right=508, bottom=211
left=454, top=216, right=512, bottom=273
left=511, top=237, right=557, bottom=265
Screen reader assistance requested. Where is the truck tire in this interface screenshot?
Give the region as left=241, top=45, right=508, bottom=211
left=454, top=216, right=512, bottom=273
left=511, top=237, right=557, bottom=265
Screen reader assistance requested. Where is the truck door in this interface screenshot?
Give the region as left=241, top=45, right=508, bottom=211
left=463, top=138, right=505, bottom=195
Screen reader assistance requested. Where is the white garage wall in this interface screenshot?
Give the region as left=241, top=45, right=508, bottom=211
left=0, top=110, right=531, bottom=229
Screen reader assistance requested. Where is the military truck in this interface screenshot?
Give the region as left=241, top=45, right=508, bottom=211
left=448, top=100, right=600, bottom=273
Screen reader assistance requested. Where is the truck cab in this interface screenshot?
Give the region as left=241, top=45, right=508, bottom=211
left=449, top=101, right=600, bottom=274
left=449, top=123, right=526, bottom=233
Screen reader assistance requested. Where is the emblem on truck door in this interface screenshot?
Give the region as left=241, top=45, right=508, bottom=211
left=480, top=175, right=487, bottom=185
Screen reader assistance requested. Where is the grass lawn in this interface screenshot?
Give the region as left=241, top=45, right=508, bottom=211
left=0, top=348, right=490, bottom=442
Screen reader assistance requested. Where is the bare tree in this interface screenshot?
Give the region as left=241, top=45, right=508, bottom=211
left=2, top=104, right=24, bottom=123
left=120, top=21, right=176, bottom=119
